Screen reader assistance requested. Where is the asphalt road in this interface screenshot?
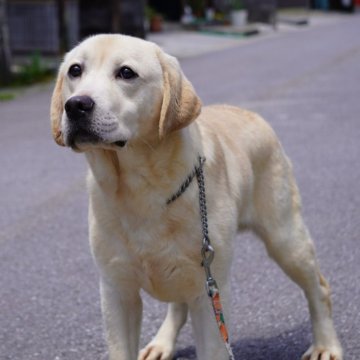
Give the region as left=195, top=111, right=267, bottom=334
left=1, top=14, right=360, bottom=360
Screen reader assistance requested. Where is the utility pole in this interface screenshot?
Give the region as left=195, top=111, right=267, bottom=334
left=0, top=0, right=12, bottom=85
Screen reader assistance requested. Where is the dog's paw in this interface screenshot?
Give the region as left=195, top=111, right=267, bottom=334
left=301, top=344, right=343, bottom=360
left=138, top=342, right=174, bottom=360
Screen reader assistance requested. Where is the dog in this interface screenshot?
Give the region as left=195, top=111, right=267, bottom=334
left=50, top=34, right=342, bottom=360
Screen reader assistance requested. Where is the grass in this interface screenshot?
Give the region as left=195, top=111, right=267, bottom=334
left=0, top=92, right=15, bottom=101
left=0, top=52, right=55, bottom=101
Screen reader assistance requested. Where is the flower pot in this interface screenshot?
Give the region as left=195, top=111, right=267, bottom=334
left=231, top=10, right=246, bottom=27
left=150, top=15, right=163, bottom=32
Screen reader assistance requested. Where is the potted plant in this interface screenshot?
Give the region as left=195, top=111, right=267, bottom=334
left=230, top=0, right=247, bottom=27
left=145, top=6, right=163, bottom=32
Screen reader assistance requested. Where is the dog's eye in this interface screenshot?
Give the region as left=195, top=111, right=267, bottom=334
left=68, top=64, right=82, bottom=78
left=116, top=66, right=138, bottom=80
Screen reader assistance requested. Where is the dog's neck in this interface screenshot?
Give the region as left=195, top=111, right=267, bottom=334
left=85, top=125, right=201, bottom=203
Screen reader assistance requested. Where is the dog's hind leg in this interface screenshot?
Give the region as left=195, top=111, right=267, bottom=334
left=138, top=303, right=188, bottom=360
left=252, top=147, right=343, bottom=360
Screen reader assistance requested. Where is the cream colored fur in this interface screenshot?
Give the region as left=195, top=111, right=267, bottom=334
left=50, top=34, right=342, bottom=360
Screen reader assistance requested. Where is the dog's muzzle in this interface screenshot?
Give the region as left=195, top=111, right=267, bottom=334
left=64, top=95, right=99, bottom=147
left=63, top=96, right=128, bottom=149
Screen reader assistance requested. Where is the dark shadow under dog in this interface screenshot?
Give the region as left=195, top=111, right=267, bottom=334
left=174, top=323, right=311, bottom=360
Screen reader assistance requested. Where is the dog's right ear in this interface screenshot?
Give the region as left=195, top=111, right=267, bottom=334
left=50, top=69, right=65, bottom=146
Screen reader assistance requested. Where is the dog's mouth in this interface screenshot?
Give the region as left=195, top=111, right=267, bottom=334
left=65, top=126, right=128, bottom=150
left=69, top=138, right=128, bottom=151
left=113, top=140, right=127, bottom=147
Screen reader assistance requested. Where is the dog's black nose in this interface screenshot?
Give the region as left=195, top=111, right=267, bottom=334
left=65, top=95, right=95, bottom=120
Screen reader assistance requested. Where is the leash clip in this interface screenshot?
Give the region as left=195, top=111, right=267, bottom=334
left=205, top=277, right=218, bottom=297
left=201, top=239, right=214, bottom=266
left=201, top=240, right=215, bottom=280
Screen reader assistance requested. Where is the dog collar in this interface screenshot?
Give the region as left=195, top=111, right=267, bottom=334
left=166, top=156, right=206, bottom=205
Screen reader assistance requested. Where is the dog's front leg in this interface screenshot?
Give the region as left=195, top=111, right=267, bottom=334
left=100, top=280, right=142, bottom=360
left=138, top=302, right=188, bottom=360
left=189, top=289, right=231, bottom=360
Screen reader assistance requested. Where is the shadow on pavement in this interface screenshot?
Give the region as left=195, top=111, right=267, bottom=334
left=174, top=323, right=310, bottom=359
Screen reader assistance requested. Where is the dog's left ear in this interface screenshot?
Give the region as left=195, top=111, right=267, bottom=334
left=157, top=50, right=202, bottom=138
left=50, top=68, right=66, bottom=146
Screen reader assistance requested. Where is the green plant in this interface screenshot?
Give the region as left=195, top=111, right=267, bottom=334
left=15, top=52, right=53, bottom=86
left=145, top=6, right=157, bottom=20
left=188, top=0, right=205, bottom=17
left=0, top=92, right=15, bottom=101
left=232, top=0, right=244, bottom=10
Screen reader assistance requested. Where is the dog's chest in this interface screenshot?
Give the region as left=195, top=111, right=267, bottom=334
left=125, top=210, right=205, bottom=302
left=137, top=246, right=204, bottom=302
left=95, top=192, right=206, bottom=302
left=88, top=165, right=230, bottom=302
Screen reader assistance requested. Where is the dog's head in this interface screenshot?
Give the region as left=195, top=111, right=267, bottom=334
left=50, top=34, right=201, bottom=150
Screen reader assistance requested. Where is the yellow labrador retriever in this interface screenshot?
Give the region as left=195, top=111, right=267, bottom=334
left=50, top=34, right=342, bottom=360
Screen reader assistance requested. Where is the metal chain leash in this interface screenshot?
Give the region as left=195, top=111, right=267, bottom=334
left=195, top=156, right=235, bottom=360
